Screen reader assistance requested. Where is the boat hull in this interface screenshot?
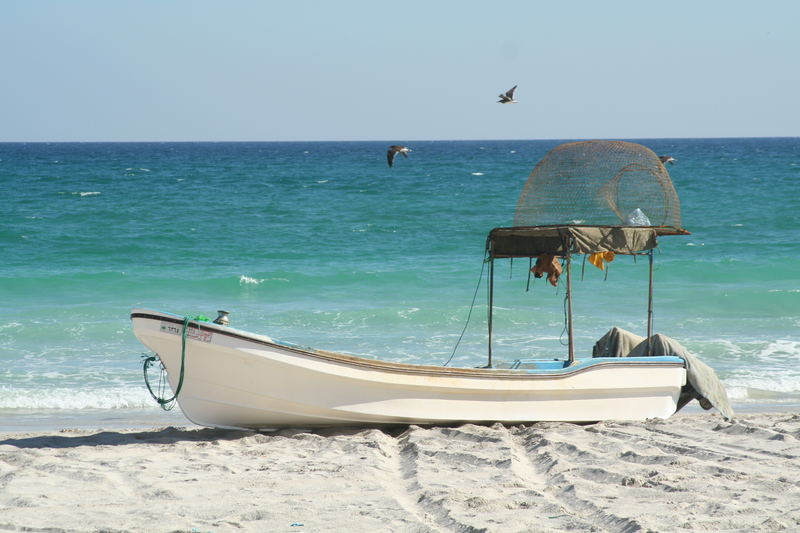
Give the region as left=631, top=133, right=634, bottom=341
left=131, top=309, right=687, bottom=429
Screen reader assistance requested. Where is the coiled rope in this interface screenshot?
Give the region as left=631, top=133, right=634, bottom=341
left=142, top=316, right=191, bottom=410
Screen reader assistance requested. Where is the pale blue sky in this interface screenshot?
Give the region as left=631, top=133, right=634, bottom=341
left=2, top=1, right=798, bottom=142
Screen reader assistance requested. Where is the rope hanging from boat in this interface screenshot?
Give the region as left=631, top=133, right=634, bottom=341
left=142, top=316, right=191, bottom=410
left=443, top=251, right=488, bottom=366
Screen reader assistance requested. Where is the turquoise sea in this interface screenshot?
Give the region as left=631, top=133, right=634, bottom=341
left=2, top=138, right=799, bottom=430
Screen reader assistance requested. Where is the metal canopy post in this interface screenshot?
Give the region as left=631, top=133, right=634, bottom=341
left=487, top=254, right=494, bottom=368
left=566, top=251, right=575, bottom=363
left=647, top=249, right=654, bottom=350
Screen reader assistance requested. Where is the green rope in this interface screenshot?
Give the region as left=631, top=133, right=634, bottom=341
left=142, top=316, right=192, bottom=410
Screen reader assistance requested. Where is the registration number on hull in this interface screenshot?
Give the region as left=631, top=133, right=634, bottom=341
left=160, top=321, right=213, bottom=343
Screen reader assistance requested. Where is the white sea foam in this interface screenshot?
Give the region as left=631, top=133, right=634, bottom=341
left=239, top=275, right=265, bottom=285
left=715, top=339, right=800, bottom=399
left=0, top=386, right=154, bottom=409
left=471, top=172, right=484, bottom=176
left=724, top=372, right=800, bottom=398
left=239, top=275, right=289, bottom=285
left=757, top=339, right=800, bottom=359
left=398, top=307, right=420, bottom=319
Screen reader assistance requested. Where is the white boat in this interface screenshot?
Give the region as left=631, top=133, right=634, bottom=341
left=131, top=307, right=692, bottom=429
left=131, top=140, right=732, bottom=429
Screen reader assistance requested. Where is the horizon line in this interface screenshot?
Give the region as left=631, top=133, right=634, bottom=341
left=1, top=135, right=798, bottom=144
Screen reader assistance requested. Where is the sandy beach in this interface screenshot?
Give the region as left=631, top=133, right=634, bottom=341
left=1, top=411, right=799, bottom=533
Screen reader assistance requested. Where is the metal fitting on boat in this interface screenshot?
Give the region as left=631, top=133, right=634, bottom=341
left=213, top=310, right=230, bottom=326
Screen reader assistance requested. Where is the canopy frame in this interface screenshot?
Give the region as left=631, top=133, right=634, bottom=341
left=483, top=224, right=689, bottom=367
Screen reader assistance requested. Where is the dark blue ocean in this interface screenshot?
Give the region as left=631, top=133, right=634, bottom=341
left=2, top=138, right=799, bottom=429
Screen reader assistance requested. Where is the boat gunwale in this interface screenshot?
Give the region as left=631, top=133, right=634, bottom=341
left=131, top=310, right=686, bottom=381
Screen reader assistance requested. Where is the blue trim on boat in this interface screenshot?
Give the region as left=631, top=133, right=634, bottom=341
left=504, top=356, right=685, bottom=374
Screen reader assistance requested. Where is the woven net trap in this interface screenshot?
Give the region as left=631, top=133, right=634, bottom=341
left=514, top=140, right=682, bottom=229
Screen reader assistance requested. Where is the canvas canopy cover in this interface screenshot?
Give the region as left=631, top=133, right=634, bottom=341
left=487, top=225, right=668, bottom=258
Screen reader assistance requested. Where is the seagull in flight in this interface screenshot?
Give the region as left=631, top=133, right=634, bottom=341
left=498, top=85, right=518, bottom=104
left=387, top=145, right=411, bottom=167
left=658, top=155, right=676, bottom=165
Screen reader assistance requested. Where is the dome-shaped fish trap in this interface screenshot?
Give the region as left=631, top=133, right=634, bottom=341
left=514, top=140, right=681, bottom=229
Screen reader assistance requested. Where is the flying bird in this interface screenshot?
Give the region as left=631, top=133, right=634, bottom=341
left=387, top=145, right=411, bottom=167
left=658, top=155, right=677, bottom=165
left=498, top=85, right=518, bottom=104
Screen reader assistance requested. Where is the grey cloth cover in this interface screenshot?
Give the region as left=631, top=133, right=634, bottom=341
left=592, top=326, right=646, bottom=358
left=593, top=327, right=734, bottom=420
